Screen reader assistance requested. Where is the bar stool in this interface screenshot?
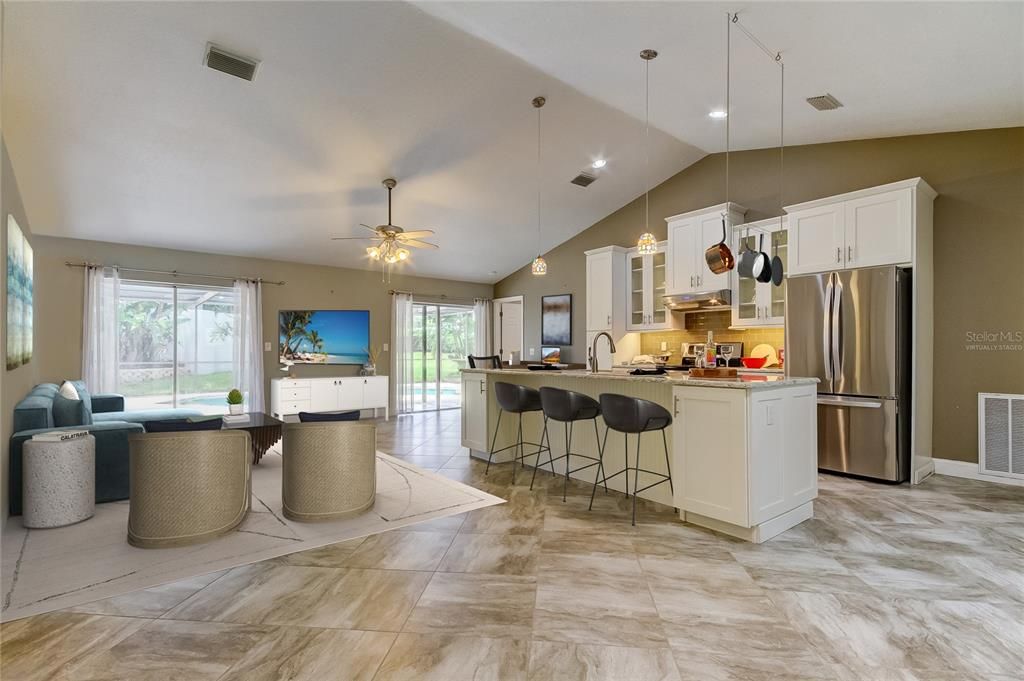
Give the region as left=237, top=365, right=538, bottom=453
left=486, top=382, right=549, bottom=484
left=532, top=387, right=608, bottom=500
left=592, top=393, right=674, bottom=525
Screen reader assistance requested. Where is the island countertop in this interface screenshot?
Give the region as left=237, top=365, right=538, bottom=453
left=460, top=367, right=818, bottom=390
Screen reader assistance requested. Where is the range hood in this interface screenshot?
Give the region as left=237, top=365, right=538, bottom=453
left=663, top=289, right=732, bottom=312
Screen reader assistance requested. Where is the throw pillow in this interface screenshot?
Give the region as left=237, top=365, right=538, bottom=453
left=52, top=392, right=93, bottom=427
left=298, top=410, right=360, bottom=422
left=58, top=381, right=80, bottom=400
left=144, top=418, right=224, bottom=433
left=70, top=380, right=93, bottom=411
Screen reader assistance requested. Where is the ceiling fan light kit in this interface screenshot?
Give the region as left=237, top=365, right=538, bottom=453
left=331, top=177, right=438, bottom=282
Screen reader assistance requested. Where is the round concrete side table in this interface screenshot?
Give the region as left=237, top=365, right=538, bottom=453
left=23, top=434, right=96, bottom=528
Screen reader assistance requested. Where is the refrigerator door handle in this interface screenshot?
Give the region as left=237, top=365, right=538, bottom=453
left=818, top=396, right=883, bottom=409
left=823, top=274, right=834, bottom=381
left=831, top=276, right=844, bottom=379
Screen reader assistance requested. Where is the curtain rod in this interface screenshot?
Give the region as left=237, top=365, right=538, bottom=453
left=64, top=261, right=285, bottom=286
left=388, top=289, right=481, bottom=304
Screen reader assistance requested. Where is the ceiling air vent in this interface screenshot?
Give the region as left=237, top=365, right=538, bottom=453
left=205, top=45, right=260, bottom=82
left=806, top=93, right=843, bottom=111
left=570, top=172, right=598, bottom=188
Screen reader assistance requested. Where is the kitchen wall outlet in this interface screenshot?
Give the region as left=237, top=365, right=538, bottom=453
left=264, top=341, right=272, bottom=352
left=382, top=343, right=389, bottom=352
left=660, top=341, right=667, bottom=351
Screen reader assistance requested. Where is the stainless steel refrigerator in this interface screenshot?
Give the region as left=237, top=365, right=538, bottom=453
left=786, top=265, right=911, bottom=482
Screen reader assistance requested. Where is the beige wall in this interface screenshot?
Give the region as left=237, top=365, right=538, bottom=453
left=2, top=141, right=41, bottom=521
left=496, top=127, right=1024, bottom=463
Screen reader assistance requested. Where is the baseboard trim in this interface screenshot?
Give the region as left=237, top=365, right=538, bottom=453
left=932, top=458, right=1024, bottom=488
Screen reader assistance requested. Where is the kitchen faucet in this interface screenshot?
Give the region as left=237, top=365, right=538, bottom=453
left=589, top=332, right=617, bottom=373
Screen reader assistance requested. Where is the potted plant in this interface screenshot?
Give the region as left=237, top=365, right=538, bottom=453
left=363, top=345, right=381, bottom=376
left=226, top=388, right=244, bottom=415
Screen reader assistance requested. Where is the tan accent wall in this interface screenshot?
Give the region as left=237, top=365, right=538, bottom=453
left=495, top=127, right=1024, bottom=463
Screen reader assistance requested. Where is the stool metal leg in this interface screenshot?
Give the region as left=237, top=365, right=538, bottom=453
left=529, top=416, right=554, bottom=490
left=512, top=413, right=524, bottom=485
left=485, top=408, right=503, bottom=476
left=562, top=421, right=574, bottom=502
left=662, top=429, right=674, bottom=495
left=632, top=432, right=641, bottom=526
left=588, top=424, right=610, bottom=511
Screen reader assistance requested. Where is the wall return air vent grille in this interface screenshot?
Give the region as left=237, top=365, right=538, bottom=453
left=570, top=172, right=598, bottom=188
left=806, top=93, right=843, bottom=111
left=205, top=45, right=260, bottom=82
left=979, top=393, right=1024, bottom=480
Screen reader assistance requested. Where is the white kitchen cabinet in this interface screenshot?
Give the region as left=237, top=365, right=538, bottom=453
left=626, top=242, right=680, bottom=332
left=672, top=383, right=817, bottom=542
left=461, top=372, right=489, bottom=452
left=731, top=217, right=787, bottom=328
left=665, top=202, right=747, bottom=295
left=584, top=246, right=628, bottom=333
left=787, top=181, right=921, bottom=275
left=270, top=376, right=389, bottom=420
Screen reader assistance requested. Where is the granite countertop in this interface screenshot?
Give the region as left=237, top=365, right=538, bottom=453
left=460, top=368, right=818, bottom=390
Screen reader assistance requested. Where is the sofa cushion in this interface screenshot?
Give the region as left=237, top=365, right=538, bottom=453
left=52, top=392, right=93, bottom=427
left=59, top=380, right=80, bottom=400
left=93, top=408, right=205, bottom=425
left=144, top=418, right=224, bottom=433
left=70, top=380, right=93, bottom=412
left=13, top=384, right=60, bottom=432
left=298, top=410, right=360, bottom=422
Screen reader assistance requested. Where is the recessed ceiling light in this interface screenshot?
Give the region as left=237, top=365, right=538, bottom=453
left=591, top=159, right=607, bottom=169
left=708, top=110, right=728, bottom=119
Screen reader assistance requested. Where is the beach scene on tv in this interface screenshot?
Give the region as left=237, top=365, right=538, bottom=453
left=279, top=310, right=370, bottom=365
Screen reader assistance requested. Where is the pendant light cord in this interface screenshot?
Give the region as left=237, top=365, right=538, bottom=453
left=644, top=55, right=650, bottom=233
left=537, top=102, right=541, bottom=255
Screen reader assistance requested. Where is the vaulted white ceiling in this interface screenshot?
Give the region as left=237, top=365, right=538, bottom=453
left=3, top=2, right=1021, bottom=284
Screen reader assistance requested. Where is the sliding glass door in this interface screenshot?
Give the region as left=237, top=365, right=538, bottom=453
left=118, top=281, right=235, bottom=414
left=408, top=303, right=474, bottom=412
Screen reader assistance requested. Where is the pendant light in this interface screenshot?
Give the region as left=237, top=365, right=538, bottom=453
left=636, top=49, right=658, bottom=255
left=530, top=96, right=548, bottom=276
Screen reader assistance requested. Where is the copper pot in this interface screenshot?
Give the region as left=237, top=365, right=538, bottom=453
left=704, top=218, right=735, bottom=275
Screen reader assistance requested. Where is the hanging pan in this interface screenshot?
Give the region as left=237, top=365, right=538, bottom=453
left=771, top=231, right=785, bottom=286
left=737, top=228, right=756, bottom=278
left=752, top=233, right=773, bottom=283
left=704, top=217, right=735, bottom=275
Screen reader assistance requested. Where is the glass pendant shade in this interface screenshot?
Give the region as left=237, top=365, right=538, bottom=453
left=636, top=232, right=658, bottom=254
left=531, top=255, right=547, bottom=276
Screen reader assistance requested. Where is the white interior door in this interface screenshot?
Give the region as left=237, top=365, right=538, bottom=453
left=495, top=299, right=523, bottom=360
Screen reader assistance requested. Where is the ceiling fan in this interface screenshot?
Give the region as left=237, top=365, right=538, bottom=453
left=332, top=178, right=438, bottom=280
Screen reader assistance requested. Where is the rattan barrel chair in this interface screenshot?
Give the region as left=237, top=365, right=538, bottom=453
left=127, top=430, right=252, bottom=548
left=281, top=421, right=377, bottom=522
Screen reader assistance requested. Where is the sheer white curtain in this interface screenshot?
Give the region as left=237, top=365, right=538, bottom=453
left=82, top=266, right=120, bottom=392
left=391, top=292, right=415, bottom=415
left=232, top=279, right=265, bottom=412
left=473, top=298, right=493, bottom=357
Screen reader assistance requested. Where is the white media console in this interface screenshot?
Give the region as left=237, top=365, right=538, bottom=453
left=270, top=376, right=389, bottom=420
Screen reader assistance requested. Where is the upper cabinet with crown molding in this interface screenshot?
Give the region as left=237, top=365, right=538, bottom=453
left=665, top=202, right=748, bottom=295
left=785, top=178, right=936, bottom=276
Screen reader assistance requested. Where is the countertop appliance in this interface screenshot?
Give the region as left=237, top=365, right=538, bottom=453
left=786, top=265, right=911, bottom=482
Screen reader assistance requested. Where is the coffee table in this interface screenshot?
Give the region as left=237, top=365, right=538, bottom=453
left=222, top=412, right=284, bottom=464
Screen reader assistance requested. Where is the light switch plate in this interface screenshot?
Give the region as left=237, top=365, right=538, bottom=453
left=529, top=348, right=535, bottom=356
left=264, top=342, right=272, bottom=352
left=382, top=343, right=389, bottom=352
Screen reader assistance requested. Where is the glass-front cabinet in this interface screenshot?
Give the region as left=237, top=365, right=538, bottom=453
left=731, top=217, right=787, bottom=328
left=626, top=241, right=677, bottom=331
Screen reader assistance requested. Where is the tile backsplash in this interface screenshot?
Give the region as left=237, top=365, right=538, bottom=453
left=639, top=310, right=784, bottom=362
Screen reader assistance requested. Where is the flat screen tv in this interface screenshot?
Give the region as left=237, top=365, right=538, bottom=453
left=279, top=310, right=370, bottom=365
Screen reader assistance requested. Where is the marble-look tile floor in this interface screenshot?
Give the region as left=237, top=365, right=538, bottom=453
left=3, top=409, right=1023, bottom=680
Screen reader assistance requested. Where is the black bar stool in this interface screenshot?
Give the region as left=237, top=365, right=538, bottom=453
left=592, top=393, right=674, bottom=525
left=487, top=382, right=549, bottom=484
left=532, top=387, right=608, bottom=500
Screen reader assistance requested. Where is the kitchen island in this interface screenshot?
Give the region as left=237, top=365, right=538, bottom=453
left=461, top=368, right=818, bottom=542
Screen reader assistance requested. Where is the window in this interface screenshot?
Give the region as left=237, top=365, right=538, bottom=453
left=408, top=303, right=474, bottom=411
left=117, top=281, right=235, bottom=414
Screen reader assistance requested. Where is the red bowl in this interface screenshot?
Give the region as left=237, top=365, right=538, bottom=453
left=741, top=357, right=767, bottom=369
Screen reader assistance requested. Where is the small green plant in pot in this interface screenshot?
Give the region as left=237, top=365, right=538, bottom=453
left=226, top=388, right=244, bottom=415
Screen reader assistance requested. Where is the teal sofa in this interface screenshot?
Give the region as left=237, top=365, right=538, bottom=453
left=8, top=382, right=203, bottom=515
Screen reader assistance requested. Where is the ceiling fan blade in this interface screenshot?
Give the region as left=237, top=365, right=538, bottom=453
left=358, top=223, right=380, bottom=233
left=331, top=236, right=382, bottom=241
left=396, top=229, right=436, bottom=239
left=401, top=239, right=440, bottom=250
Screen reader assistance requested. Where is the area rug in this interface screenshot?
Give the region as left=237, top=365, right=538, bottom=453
left=1, top=452, right=503, bottom=621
